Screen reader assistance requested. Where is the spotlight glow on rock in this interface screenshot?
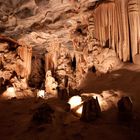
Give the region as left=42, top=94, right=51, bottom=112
left=37, top=90, right=45, bottom=98
left=2, top=87, right=16, bottom=99
left=68, top=95, right=83, bottom=115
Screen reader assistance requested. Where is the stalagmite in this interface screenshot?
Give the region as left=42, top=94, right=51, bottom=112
left=45, top=70, right=58, bottom=97
left=80, top=97, right=101, bottom=122
left=117, top=96, right=133, bottom=121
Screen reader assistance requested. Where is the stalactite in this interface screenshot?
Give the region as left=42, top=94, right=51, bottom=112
left=17, top=44, right=32, bottom=79
left=93, top=0, right=140, bottom=63
left=111, top=3, right=115, bottom=50
left=45, top=53, right=54, bottom=73
left=138, top=0, right=140, bottom=54
left=128, top=0, right=139, bottom=61
left=121, top=0, right=130, bottom=62
left=116, top=0, right=123, bottom=60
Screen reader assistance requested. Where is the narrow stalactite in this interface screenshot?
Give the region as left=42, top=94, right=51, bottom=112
left=128, top=0, right=139, bottom=61
left=17, top=44, right=32, bottom=79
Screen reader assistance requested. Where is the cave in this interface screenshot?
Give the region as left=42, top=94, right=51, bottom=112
left=0, top=0, right=140, bottom=140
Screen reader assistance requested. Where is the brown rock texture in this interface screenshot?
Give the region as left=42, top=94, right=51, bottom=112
left=0, top=35, right=32, bottom=92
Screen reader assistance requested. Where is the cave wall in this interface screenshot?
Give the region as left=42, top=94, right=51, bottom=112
left=0, top=36, right=32, bottom=91
left=93, top=0, right=140, bottom=63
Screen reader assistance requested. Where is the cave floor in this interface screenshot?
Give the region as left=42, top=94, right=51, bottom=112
left=0, top=63, right=140, bottom=140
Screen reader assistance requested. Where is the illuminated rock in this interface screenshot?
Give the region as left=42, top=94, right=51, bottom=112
left=45, top=70, right=58, bottom=97
left=2, top=87, right=16, bottom=99
left=37, top=90, right=45, bottom=98
left=81, top=91, right=121, bottom=112
left=68, top=95, right=83, bottom=116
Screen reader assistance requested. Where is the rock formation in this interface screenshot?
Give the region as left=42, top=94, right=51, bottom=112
left=45, top=70, right=58, bottom=97
left=94, top=0, right=140, bottom=62
left=80, top=97, right=101, bottom=122
left=117, top=96, right=133, bottom=121
left=0, top=35, right=32, bottom=93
